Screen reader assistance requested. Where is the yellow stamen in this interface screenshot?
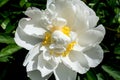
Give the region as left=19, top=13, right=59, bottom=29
left=62, top=41, right=76, bottom=57
left=61, top=26, right=71, bottom=36
left=42, top=32, right=51, bottom=46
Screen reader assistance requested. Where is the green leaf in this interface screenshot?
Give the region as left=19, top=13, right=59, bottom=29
left=0, top=34, right=15, bottom=44
left=0, top=44, right=21, bottom=58
left=102, top=65, right=120, bottom=80
left=114, top=44, right=120, bottom=55
left=1, top=18, right=10, bottom=30
left=86, top=69, right=97, bottom=80
left=0, top=0, right=9, bottom=7
left=0, top=56, right=12, bottom=62
left=25, top=2, right=31, bottom=7
left=97, top=73, right=104, bottom=80
left=20, top=0, right=27, bottom=7
left=5, top=24, right=15, bottom=33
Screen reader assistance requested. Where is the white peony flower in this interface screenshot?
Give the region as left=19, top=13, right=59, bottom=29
left=14, top=0, right=105, bottom=80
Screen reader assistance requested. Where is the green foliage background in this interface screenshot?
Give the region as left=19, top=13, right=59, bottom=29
left=0, top=0, right=120, bottom=80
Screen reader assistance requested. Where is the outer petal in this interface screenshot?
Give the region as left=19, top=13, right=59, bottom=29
left=25, top=7, right=42, bottom=19
left=14, top=27, right=41, bottom=50
left=77, top=1, right=99, bottom=28
left=54, top=63, right=77, bottom=80
left=27, top=70, right=52, bottom=80
left=83, top=45, right=104, bottom=67
left=62, top=51, right=89, bottom=74
left=23, top=44, right=54, bottom=80
left=23, top=44, right=41, bottom=67
left=72, top=0, right=99, bottom=29
left=78, top=25, right=105, bottom=46
left=24, top=7, right=53, bottom=30
left=88, top=15, right=99, bottom=28
left=19, top=18, right=46, bottom=36
left=37, top=53, right=58, bottom=77
left=72, top=4, right=89, bottom=34
left=26, top=53, right=39, bottom=72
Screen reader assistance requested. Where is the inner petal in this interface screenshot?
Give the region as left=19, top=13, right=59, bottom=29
left=49, top=44, right=66, bottom=53
left=52, top=17, right=67, bottom=27
left=51, top=30, right=71, bottom=45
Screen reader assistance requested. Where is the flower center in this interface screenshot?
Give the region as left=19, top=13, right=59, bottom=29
left=42, top=26, right=76, bottom=57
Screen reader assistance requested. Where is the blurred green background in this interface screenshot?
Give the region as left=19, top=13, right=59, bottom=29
left=0, top=0, right=120, bottom=80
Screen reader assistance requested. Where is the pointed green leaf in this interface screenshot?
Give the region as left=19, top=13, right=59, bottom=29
left=86, top=69, right=97, bottom=80
left=0, top=44, right=21, bottom=58
left=102, top=65, right=120, bottom=80
left=97, top=73, right=104, bottom=80
left=0, top=34, right=15, bottom=44
left=0, top=0, right=9, bottom=7
left=20, top=0, right=27, bottom=7
left=5, top=24, right=16, bottom=33
left=1, top=18, right=10, bottom=30
left=0, top=56, right=12, bottom=62
left=25, top=2, right=31, bottom=7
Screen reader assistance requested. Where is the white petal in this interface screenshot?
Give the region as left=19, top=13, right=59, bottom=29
left=19, top=18, right=46, bottom=36
left=78, top=2, right=99, bottom=28
left=78, top=25, right=105, bottom=46
left=23, top=44, right=41, bottom=66
left=71, top=0, right=98, bottom=33
left=41, top=46, right=52, bottom=61
left=70, top=0, right=89, bottom=33
left=83, top=45, right=104, bottom=67
left=72, top=7, right=88, bottom=34
left=26, top=53, right=38, bottom=72
left=54, top=63, right=77, bottom=80
left=73, top=43, right=85, bottom=52
left=14, top=27, right=41, bottom=50
left=25, top=7, right=42, bottom=19
left=27, top=70, right=51, bottom=80
left=88, top=15, right=99, bottom=28
left=52, top=17, right=67, bottom=27
left=62, top=51, right=89, bottom=74
left=37, top=53, right=58, bottom=77
left=52, top=30, right=71, bottom=45
left=24, top=7, right=54, bottom=31
left=95, top=25, right=106, bottom=35
left=23, top=24, right=46, bottom=36
left=70, top=31, right=77, bottom=41
left=47, top=0, right=76, bottom=27
left=47, top=0, right=55, bottom=9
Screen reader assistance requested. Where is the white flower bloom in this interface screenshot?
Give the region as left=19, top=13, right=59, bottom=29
left=14, top=0, right=105, bottom=80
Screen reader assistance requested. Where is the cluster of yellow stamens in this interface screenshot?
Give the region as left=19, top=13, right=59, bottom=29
left=62, top=41, right=76, bottom=57
left=42, top=26, right=76, bottom=57
left=42, top=32, right=51, bottom=46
